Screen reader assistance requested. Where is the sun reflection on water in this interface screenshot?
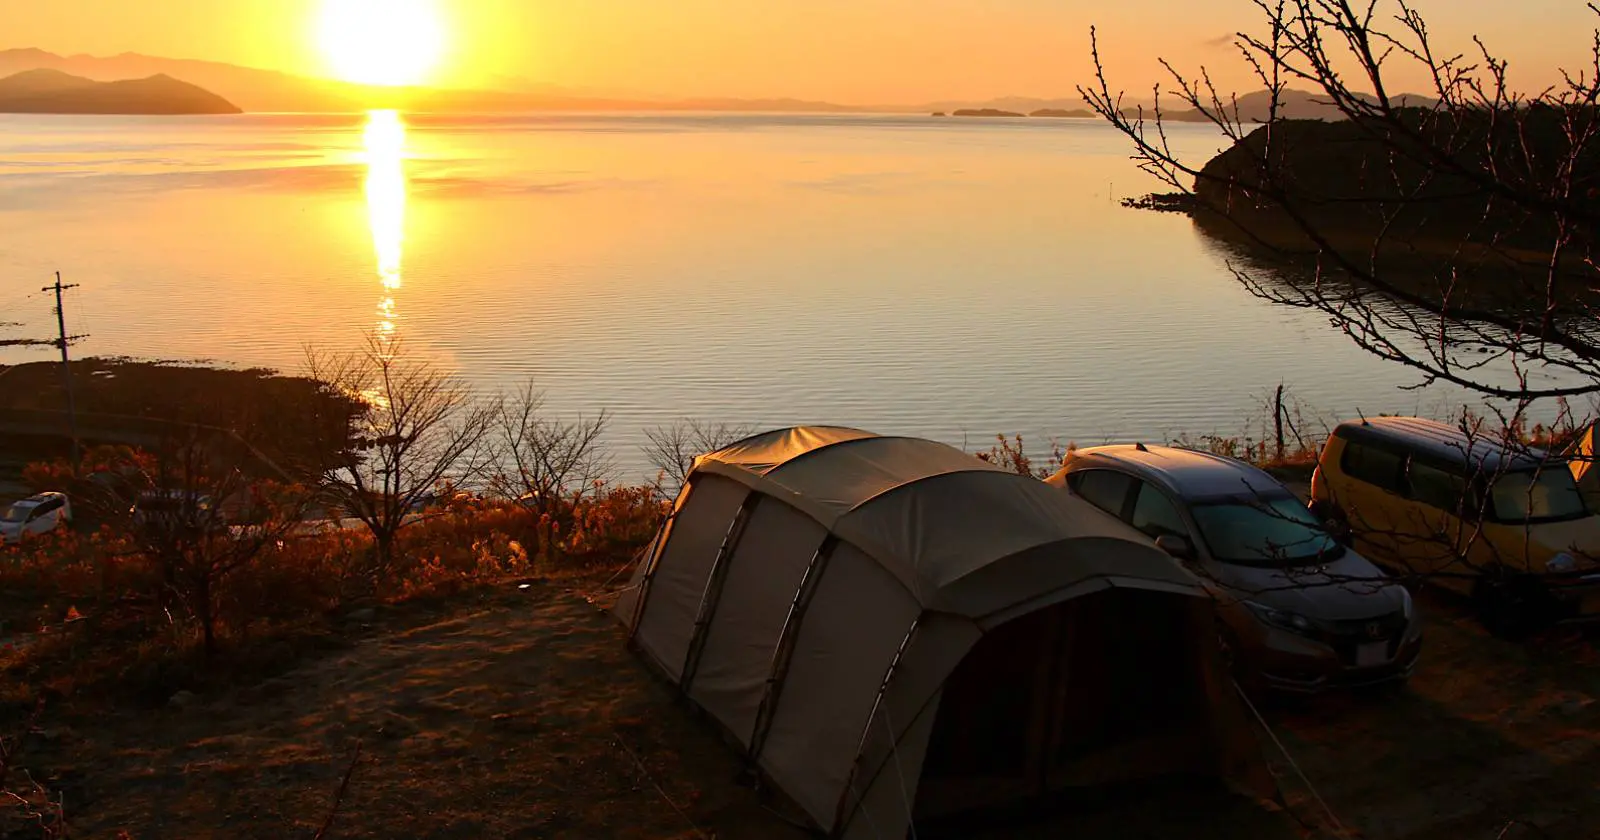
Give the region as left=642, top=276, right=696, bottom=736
left=362, top=110, right=407, bottom=344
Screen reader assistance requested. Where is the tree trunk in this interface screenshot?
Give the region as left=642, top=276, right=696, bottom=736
left=196, top=573, right=216, bottom=657
left=373, top=528, right=396, bottom=580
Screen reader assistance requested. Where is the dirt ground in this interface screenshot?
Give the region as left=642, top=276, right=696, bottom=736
left=5, top=580, right=1598, bottom=839
left=1269, top=588, right=1600, bottom=840
left=7, top=584, right=797, bottom=840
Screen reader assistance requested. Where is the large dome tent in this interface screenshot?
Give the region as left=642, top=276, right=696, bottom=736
left=612, top=426, right=1280, bottom=838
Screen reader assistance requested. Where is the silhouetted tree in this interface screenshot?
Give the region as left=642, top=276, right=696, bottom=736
left=102, top=431, right=313, bottom=655
left=1084, top=0, right=1600, bottom=405
left=641, top=419, right=755, bottom=498
left=306, top=335, right=496, bottom=585
left=489, top=384, right=613, bottom=559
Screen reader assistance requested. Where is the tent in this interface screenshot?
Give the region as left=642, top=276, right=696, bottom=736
left=613, top=427, right=1278, bottom=838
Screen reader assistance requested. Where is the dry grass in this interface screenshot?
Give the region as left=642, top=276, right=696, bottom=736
left=5, top=410, right=1600, bottom=838
left=0, top=487, right=665, bottom=716
left=0, top=581, right=1594, bottom=839
left=2, top=584, right=796, bottom=839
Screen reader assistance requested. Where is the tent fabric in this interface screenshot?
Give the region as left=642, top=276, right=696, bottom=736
left=627, top=473, right=751, bottom=682
left=614, top=427, right=1276, bottom=838
left=692, top=428, right=1202, bottom=612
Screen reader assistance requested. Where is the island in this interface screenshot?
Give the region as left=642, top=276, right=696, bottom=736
left=1030, top=108, right=1092, bottom=118
left=1186, top=111, right=1583, bottom=256
left=0, top=68, right=242, bottom=115
left=1120, top=108, right=1596, bottom=313
left=952, top=108, right=1025, bottom=117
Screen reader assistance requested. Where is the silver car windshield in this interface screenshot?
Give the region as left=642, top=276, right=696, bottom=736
left=2, top=504, right=31, bottom=523
left=1191, top=495, right=1341, bottom=567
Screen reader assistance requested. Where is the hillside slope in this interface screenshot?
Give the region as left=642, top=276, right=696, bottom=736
left=0, top=69, right=241, bottom=114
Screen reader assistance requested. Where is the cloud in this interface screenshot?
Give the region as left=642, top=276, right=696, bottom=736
left=1202, top=32, right=1236, bottom=49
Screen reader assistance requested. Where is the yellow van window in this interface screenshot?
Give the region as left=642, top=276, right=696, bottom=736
left=1489, top=468, right=1587, bottom=522
left=1407, top=461, right=1469, bottom=513
left=1342, top=441, right=1406, bottom=493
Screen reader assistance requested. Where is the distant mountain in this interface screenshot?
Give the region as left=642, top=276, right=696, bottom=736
left=952, top=108, right=1025, bottom=118
left=1156, top=89, right=1440, bottom=123
left=0, top=49, right=362, bottom=112
left=915, top=96, right=1091, bottom=115
left=0, top=66, right=88, bottom=96
left=0, top=51, right=1442, bottom=119
left=922, top=90, right=1441, bottom=124
left=0, top=68, right=241, bottom=114
left=657, top=96, right=872, bottom=113
left=0, top=48, right=868, bottom=114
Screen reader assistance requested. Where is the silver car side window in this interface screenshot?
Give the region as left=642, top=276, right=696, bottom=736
left=1130, top=482, right=1190, bottom=541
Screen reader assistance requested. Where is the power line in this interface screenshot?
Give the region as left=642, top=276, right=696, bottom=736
left=0, top=287, right=54, bottom=349
left=0, top=287, right=46, bottom=314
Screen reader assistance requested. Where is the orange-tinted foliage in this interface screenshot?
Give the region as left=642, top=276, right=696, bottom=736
left=2, top=453, right=666, bottom=707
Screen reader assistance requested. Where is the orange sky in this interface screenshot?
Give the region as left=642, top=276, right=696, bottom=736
left=8, top=0, right=1598, bottom=103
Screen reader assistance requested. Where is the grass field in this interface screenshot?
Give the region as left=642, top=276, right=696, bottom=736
left=1, top=574, right=1594, bottom=839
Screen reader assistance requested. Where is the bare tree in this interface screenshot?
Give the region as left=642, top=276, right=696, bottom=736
left=489, top=383, right=613, bottom=557
left=1077, top=2, right=1600, bottom=638
left=306, top=335, right=496, bottom=583
left=115, top=431, right=313, bottom=655
left=1082, top=0, right=1600, bottom=404
left=641, top=419, right=755, bottom=498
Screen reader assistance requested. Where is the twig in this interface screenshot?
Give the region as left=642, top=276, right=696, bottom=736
left=1497, top=818, right=1556, bottom=839
left=612, top=728, right=710, bottom=840
left=311, top=740, right=363, bottom=840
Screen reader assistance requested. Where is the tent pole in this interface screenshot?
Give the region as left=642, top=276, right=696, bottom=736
left=747, top=534, right=840, bottom=764
left=830, top=616, right=921, bottom=837
left=627, top=485, right=692, bottom=644
left=679, top=493, right=762, bottom=694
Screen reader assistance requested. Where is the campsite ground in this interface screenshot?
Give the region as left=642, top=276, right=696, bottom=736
left=4, top=573, right=1597, bottom=839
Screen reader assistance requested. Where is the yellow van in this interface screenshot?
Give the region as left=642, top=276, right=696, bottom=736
left=1309, top=416, right=1600, bottom=636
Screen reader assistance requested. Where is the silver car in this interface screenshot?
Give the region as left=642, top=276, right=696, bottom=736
left=1047, top=445, right=1423, bottom=693
left=1, top=492, right=72, bottom=545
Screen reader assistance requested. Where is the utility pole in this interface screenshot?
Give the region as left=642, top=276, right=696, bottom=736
left=43, top=272, right=85, bottom=472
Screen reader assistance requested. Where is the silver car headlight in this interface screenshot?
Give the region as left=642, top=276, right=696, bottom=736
left=1245, top=601, right=1317, bottom=637
left=1547, top=553, right=1578, bottom=573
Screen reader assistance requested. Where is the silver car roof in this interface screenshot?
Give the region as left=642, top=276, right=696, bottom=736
left=1048, top=444, right=1290, bottom=501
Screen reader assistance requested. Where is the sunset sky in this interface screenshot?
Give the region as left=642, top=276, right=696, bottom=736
left=9, top=0, right=1598, bottom=103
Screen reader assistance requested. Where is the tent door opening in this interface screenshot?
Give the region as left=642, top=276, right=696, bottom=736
left=912, top=588, right=1215, bottom=835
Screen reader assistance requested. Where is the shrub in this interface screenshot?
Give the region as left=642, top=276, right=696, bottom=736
left=974, top=434, right=1070, bottom=479
left=2, top=467, right=662, bottom=709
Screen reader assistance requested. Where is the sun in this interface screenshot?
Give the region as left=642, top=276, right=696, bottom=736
left=318, top=0, right=445, bottom=87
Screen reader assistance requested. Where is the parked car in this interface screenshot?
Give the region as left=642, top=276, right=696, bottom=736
left=130, top=490, right=222, bottom=536
left=1047, top=444, right=1421, bottom=694
left=1, top=492, right=72, bottom=545
left=1309, top=416, right=1600, bottom=636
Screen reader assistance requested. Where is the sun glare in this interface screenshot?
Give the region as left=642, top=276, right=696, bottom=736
left=363, top=110, right=408, bottom=339
left=318, top=0, right=445, bottom=87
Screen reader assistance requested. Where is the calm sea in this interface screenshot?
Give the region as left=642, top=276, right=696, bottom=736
left=0, top=112, right=1579, bottom=477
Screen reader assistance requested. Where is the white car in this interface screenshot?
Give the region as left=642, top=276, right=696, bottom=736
left=1, top=492, right=72, bottom=545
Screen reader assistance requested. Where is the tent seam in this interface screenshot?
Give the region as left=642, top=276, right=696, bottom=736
left=679, top=491, right=762, bottom=695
